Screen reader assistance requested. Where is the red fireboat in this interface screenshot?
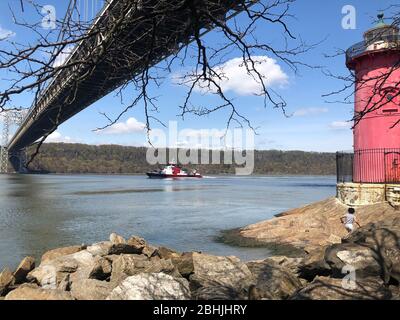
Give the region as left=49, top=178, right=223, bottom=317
left=146, top=163, right=202, bottom=179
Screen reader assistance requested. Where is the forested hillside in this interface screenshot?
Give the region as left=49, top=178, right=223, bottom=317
left=27, top=143, right=336, bottom=175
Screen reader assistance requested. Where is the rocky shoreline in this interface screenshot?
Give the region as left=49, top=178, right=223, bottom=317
left=1, top=198, right=400, bottom=300
left=221, top=197, right=399, bottom=252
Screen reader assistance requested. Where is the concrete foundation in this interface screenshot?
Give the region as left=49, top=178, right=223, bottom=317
left=337, top=182, right=400, bottom=206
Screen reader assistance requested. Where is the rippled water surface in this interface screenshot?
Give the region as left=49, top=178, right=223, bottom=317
left=0, top=174, right=336, bottom=269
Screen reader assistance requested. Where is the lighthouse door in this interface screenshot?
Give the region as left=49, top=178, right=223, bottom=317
left=384, top=152, right=400, bottom=183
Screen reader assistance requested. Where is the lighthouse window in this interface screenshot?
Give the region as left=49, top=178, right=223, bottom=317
left=381, top=87, right=399, bottom=105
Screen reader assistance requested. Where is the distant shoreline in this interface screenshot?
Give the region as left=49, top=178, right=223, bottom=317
left=17, top=172, right=337, bottom=177
left=23, top=143, right=336, bottom=176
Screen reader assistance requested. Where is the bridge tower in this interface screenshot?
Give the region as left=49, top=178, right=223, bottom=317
left=337, top=13, right=400, bottom=206
left=0, top=110, right=27, bottom=173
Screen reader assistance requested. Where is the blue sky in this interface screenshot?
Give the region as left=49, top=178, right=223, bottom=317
left=0, top=0, right=396, bottom=152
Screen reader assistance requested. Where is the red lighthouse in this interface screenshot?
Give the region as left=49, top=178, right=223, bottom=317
left=346, top=14, right=400, bottom=183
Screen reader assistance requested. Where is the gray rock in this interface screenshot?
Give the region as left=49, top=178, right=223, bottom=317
left=107, top=273, right=190, bottom=300
left=171, top=252, right=194, bottom=277
left=324, top=243, right=385, bottom=280
left=126, top=235, right=159, bottom=258
left=291, top=276, right=392, bottom=300
left=5, top=283, right=74, bottom=300
left=87, top=240, right=144, bottom=256
left=0, top=268, right=15, bottom=296
left=246, top=260, right=303, bottom=300
left=86, top=241, right=114, bottom=257
left=71, top=279, right=113, bottom=300
left=110, top=233, right=126, bottom=244
left=298, top=247, right=331, bottom=281
left=109, top=243, right=144, bottom=255
left=188, top=253, right=253, bottom=299
left=89, top=257, right=113, bottom=280
left=27, top=249, right=96, bottom=288
left=262, top=256, right=304, bottom=276
left=142, top=245, right=158, bottom=258
left=14, top=256, right=35, bottom=284
left=58, top=274, right=71, bottom=291
left=126, top=236, right=147, bottom=253
left=154, top=246, right=181, bottom=260
left=41, top=245, right=85, bottom=263
left=110, top=254, right=180, bottom=284
left=344, top=221, right=400, bottom=283
left=110, top=254, right=147, bottom=283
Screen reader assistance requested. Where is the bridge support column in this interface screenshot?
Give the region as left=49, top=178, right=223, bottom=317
left=0, top=146, right=9, bottom=173
left=9, top=149, right=27, bottom=173
left=0, top=147, right=28, bottom=174
left=1, top=110, right=28, bottom=173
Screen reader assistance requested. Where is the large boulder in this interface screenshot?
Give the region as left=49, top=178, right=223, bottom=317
left=343, top=221, right=400, bottom=283
left=126, top=236, right=146, bottom=252
left=88, top=257, right=113, bottom=281
left=0, top=268, right=15, bottom=296
left=86, top=241, right=114, bottom=256
left=155, top=247, right=181, bottom=260
left=86, top=240, right=143, bottom=257
left=298, top=247, right=331, bottom=281
left=110, top=233, right=126, bottom=244
left=171, top=252, right=195, bottom=277
left=5, top=283, right=74, bottom=300
left=27, top=249, right=97, bottom=289
left=246, top=260, right=303, bottom=300
left=110, top=254, right=180, bottom=284
left=41, top=245, right=85, bottom=262
left=261, top=256, right=304, bottom=276
left=14, top=256, right=35, bottom=284
left=110, top=254, right=148, bottom=283
left=291, top=276, right=392, bottom=300
left=107, top=273, right=190, bottom=300
left=70, top=279, right=113, bottom=300
left=324, top=243, right=384, bottom=280
left=188, top=253, right=253, bottom=300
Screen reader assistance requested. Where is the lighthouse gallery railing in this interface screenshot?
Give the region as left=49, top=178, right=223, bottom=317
left=337, top=148, right=400, bottom=184
left=346, top=34, right=400, bottom=65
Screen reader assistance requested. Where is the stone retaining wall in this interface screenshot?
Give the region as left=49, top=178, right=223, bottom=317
left=337, top=182, right=400, bottom=206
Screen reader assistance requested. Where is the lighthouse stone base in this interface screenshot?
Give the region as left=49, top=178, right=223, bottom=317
left=337, top=182, right=400, bottom=206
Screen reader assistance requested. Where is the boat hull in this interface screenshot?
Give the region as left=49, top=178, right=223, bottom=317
left=146, top=172, right=203, bottom=179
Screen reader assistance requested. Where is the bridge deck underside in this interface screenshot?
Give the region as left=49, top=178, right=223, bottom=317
left=8, top=0, right=244, bottom=152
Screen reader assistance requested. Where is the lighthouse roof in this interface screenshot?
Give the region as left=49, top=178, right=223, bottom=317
left=363, top=13, right=399, bottom=39
left=346, top=12, right=400, bottom=70
left=374, top=13, right=388, bottom=28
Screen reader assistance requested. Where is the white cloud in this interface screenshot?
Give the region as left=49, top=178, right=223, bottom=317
left=0, top=25, right=15, bottom=40
left=175, top=56, right=289, bottom=96
left=53, top=46, right=74, bottom=68
left=329, top=121, right=352, bottom=130
left=99, top=117, right=146, bottom=135
left=45, top=131, right=76, bottom=143
left=293, top=107, right=329, bottom=117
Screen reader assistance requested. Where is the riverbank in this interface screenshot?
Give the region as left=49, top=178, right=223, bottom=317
left=1, top=209, right=400, bottom=299
left=220, top=197, right=399, bottom=253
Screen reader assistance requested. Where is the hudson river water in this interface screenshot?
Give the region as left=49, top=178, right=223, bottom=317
left=0, top=174, right=336, bottom=269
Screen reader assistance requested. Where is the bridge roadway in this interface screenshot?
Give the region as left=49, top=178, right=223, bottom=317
left=7, top=0, right=249, bottom=154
